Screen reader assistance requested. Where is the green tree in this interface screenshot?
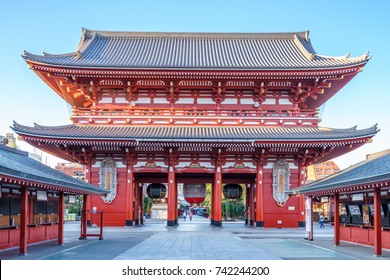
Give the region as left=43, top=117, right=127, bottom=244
left=144, top=196, right=153, bottom=216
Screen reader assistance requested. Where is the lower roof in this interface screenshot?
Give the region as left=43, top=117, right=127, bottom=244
left=12, top=122, right=379, bottom=143
left=0, top=144, right=108, bottom=195
left=290, top=149, right=390, bottom=195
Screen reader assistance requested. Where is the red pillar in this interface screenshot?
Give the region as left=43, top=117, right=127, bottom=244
left=245, top=185, right=250, bottom=225
left=213, top=151, right=222, bottom=227
left=125, top=154, right=134, bottom=226
left=374, top=187, right=382, bottom=256
left=58, top=191, right=65, bottom=245
left=210, top=183, right=215, bottom=225
left=139, top=184, right=144, bottom=225
left=249, top=184, right=255, bottom=226
left=334, top=193, right=340, bottom=246
left=134, top=182, right=140, bottom=225
left=167, top=150, right=176, bottom=227
left=19, top=186, right=28, bottom=255
left=255, top=159, right=264, bottom=227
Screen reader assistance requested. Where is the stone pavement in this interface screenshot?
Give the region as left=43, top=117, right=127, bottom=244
left=1, top=215, right=389, bottom=260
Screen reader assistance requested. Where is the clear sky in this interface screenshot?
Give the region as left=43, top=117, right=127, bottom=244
left=0, top=0, right=389, bottom=169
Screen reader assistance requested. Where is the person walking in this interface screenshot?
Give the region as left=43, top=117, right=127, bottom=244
left=319, top=213, right=325, bottom=228
left=189, top=211, right=193, bottom=221
left=183, top=210, right=187, bottom=221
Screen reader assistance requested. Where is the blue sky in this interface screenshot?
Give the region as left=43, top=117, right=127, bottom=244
left=0, top=0, right=389, bottom=169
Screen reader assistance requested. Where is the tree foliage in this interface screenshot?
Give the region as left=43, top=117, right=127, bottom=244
left=144, top=196, right=153, bottom=215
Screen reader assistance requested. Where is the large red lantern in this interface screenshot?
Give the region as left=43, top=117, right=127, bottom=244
left=183, top=184, right=206, bottom=205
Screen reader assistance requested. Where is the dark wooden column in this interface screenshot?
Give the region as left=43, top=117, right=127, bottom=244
left=58, top=191, right=65, bottom=245
left=84, top=159, right=92, bottom=226
left=19, top=186, right=28, bottom=255
left=333, top=193, right=340, bottom=246
left=167, top=149, right=177, bottom=227
left=125, top=152, right=134, bottom=226
left=80, top=194, right=89, bottom=239
left=374, top=187, right=382, bottom=256
left=255, top=159, right=264, bottom=227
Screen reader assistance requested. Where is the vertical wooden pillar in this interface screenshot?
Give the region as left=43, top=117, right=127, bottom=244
left=80, top=194, right=89, bottom=239
left=174, top=180, right=178, bottom=225
left=84, top=159, right=92, bottom=226
left=210, top=183, right=215, bottom=225
left=249, top=184, right=255, bottom=226
left=298, top=165, right=306, bottom=227
left=167, top=149, right=176, bottom=227
left=19, top=186, right=28, bottom=255
left=139, top=184, right=144, bottom=225
left=328, top=196, right=333, bottom=222
left=58, top=191, right=65, bottom=245
left=213, top=150, right=222, bottom=227
left=134, top=182, right=140, bottom=225
left=255, top=159, right=264, bottom=227
left=374, top=187, right=382, bottom=256
left=28, top=196, right=34, bottom=224
left=125, top=153, right=134, bottom=226
left=334, top=193, right=340, bottom=246
left=245, top=185, right=250, bottom=225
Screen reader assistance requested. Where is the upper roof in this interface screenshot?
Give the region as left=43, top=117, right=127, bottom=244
left=12, top=122, right=378, bottom=143
left=22, top=28, right=369, bottom=70
left=290, top=149, right=390, bottom=195
left=0, top=144, right=108, bottom=195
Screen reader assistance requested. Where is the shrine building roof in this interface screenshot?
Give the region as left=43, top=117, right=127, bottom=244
left=22, top=28, right=369, bottom=70
left=12, top=122, right=378, bottom=143
left=289, top=149, right=390, bottom=196
left=0, top=144, right=108, bottom=195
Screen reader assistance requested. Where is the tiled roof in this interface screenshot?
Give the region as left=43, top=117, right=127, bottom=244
left=12, top=122, right=379, bottom=143
left=290, top=149, right=390, bottom=194
left=0, top=144, right=108, bottom=195
left=22, top=28, right=369, bottom=70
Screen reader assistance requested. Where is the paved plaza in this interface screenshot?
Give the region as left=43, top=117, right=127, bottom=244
left=1, top=216, right=389, bottom=260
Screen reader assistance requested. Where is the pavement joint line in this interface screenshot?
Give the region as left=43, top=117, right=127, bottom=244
left=289, top=239, right=360, bottom=260
left=36, top=239, right=100, bottom=260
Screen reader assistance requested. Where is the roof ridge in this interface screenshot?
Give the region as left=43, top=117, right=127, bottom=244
left=82, top=28, right=309, bottom=40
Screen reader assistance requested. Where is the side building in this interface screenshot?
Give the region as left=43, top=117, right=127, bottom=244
left=0, top=144, right=108, bottom=254
left=13, top=29, right=378, bottom=228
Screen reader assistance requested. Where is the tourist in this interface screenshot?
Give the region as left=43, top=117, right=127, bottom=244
left=189, top=211, right=193, bottom=221
left=183, top=210, right=187, bottom=221
left=319, top=213, right=325, bottom=228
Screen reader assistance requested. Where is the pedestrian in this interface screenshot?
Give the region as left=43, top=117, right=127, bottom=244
left=189, top=211, right=193, bottom=221
left=319, top=213, right=325, bottom=228
left=183, top=210, right=187, bottom=221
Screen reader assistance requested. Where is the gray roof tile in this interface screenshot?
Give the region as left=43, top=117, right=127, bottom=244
left=22, top=29, right=369, bottom=70
left=290, top=149, right=390, bottom=194
left=12, top=122, right=379, bottom=143
left=0, top=144, right=108, bottom=194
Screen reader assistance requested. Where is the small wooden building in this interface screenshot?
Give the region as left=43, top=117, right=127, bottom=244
left=290, top=149, right=390, bottom=256
left=0, top=144, right=107, bottom=254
